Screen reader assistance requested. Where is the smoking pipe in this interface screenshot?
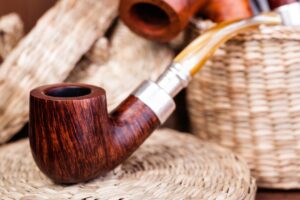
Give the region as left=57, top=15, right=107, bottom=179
left=119, top=0, right=253, bottom=42
left=30, top=3, right=300, bottom=184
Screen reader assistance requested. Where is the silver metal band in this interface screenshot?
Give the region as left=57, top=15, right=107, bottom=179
left=155, top=63, right=192, bottom=97
left=133, top=81, right=176, bottom=124
left=276, top=2, right=300, bottom=26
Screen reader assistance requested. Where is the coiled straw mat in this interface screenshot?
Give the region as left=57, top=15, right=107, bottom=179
left=187, top=20, right=300, bottom=189
left=0, top=129, right=256, bottom=200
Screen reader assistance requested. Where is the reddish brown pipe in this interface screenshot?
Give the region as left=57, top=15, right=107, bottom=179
left=30, top=84, right=160, bottom=183
left=119, top=0, right=206, bottom=42
left=268, top=0, right=298, bottom=9
left=202, top=0, right=253, bottom=23
left=119, top=0, right=253, bottom=42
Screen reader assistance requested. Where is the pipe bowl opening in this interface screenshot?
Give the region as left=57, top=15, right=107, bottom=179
left=130, top=3, right=171, bottom=32
left=45, top=86, right=91, bottom=98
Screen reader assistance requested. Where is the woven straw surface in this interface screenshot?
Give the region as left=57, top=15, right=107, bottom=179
left=187, top=24, right=300, bottom=189
left=0, top=129, right=256, bottom=200
left=85, top=37, right=110, bottom=65
left=0, top=13, right=23, bottom=61
left=0, top=0, right=118, bottom=144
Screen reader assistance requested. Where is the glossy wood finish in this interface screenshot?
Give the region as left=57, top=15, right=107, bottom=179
left=268, top=0, right=298, bottom=9
left=203, top=0, right=253, bottom=22
left=119, top=0, right=253, bottom=42
left=29, top=83, right=160, bottom=184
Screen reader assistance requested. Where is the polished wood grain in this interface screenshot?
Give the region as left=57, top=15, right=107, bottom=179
left=29, top=83, right=160, bottom=184
left=119, top=0, right=253, bottom=42
left=268, top=0, right=298, bottom=10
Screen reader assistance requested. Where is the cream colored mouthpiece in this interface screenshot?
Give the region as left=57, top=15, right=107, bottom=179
left=174, top=12, right=282, bottom=77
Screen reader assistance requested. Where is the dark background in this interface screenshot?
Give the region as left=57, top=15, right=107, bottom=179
left=0, top=0, right=56, bottom=32
left=0, top=0, right=299, bottom=199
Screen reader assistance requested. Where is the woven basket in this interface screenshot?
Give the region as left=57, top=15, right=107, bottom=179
left=0, top=128, right=256, bottom=199
left=187, top=23, right=300, bottom=189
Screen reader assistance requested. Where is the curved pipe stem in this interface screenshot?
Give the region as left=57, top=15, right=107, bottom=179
left=155, top=12, right=282, bottom=99
left=174, top=12, right=282, bottom=77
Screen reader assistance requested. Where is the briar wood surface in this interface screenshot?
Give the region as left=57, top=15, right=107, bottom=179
left=120, top=0, right=253, bottom=42
left=29, top=83, right=160, bottom=184
left=268, top=0, right=298, bottom=9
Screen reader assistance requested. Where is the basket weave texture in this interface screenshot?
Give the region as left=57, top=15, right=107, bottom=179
left=187, top=25, right=300, bottom=189
left=0, top=129, right=256, bottom=200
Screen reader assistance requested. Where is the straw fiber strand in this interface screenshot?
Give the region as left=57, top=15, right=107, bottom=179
left=187, top=24, right=300, bottom=189
left=0, top=0, right=118, bottom=143
left=0, top=129, right=256, bottom=200
left=67, top=22, right=172, bottom=111
left=84, top=37, right=110, bottom=65
left=0, top=13, right=23, bottom=62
